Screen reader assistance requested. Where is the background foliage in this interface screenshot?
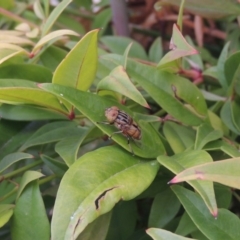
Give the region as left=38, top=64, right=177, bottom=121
left=1, top=0, right=240, bottom=239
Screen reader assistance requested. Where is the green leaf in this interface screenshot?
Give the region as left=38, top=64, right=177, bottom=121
left=100, top=36, right=148, bottom=60
left=194, top=123, right=223, bottom=150
left=221, top=100, right=240, bottom=134
left=0, top=80, right=67, bottom=114
left=11, top=181, right=50, bottom=240
left=0, top=63, right=52, bottom=82
left=146, top=228, right=196, bottom=240
left=0, top=204, right=14, bottom=227
left=158, top=24, right=198, bottom=70
left=0, top=152, right=33, bottom=173
left=0, top=104, right=68, bottom=121
left=40, top=154, right=68, bottom=176
left=97, top=65, right=149, bottom=108
left=160, top=0, right=240, bottom=19
left=51, top=146, right=160, bottom=240
left=39, top=83, right=165, bottom=158
left=19, top=121, right=79, bottom=151
left=41, top=0, right=72, bottom=35
left=149, top=37, right=163, bottom=63
left=158, top=150, right=217, bottom=216
left=53, top=29, right=99, bottom=91
left=163, top=122, right=195, bottom=153
left=16, top=171, right=44, bottom=199
left=169, top=157, right=240, bottom=190
left=55, top=127, right=90, bottom=166
left=217, top=42, right=230, bottom=89
left=172, top=185, right=240, bottom=240
left=148, top=189, right=181, bottom=228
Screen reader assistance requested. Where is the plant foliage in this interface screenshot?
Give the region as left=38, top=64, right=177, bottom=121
left=1, top=0, right=240, bottom=240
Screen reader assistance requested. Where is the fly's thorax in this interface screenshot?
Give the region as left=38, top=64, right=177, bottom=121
left=116, top=110, right=132, bottom=125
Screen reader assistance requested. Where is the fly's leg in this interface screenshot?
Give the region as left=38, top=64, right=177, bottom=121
left=109, top=131, right=123, bottom=139
left=127, top=136, right=134, bottom=156
left=96, top=121, right=111, bottom=125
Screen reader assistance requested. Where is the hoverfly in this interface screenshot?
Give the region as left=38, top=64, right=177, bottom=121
left=97, top=106, right=141, bottom=155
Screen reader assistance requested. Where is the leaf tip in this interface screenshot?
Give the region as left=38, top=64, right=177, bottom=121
left=145, top=103, right=151, bottom=109
left=212, top=210, right=218, bottom=218
left=168, top=177, right=178, bottom=184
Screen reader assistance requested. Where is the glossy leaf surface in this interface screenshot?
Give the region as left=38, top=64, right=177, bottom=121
left=51, top=146, right=160, bottom=240
left=53, top=29, right=99, bottom=91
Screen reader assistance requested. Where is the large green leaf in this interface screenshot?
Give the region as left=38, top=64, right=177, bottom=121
left=51, top=146, right=160, bottom=240
left=11, top=181, right=50, bottom=240
left=39, top=83, right=165, bottom=158
left=158, top=150, right=217, bottom=216
left=53, top=29, right=99, bottom=91
left=169, top=157, right=240, bottom=189
left=172, top=185, right=240, bottom=240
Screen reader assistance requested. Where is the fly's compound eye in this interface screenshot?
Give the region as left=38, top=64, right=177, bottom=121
left=105, top=107, right=119, bottom=123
